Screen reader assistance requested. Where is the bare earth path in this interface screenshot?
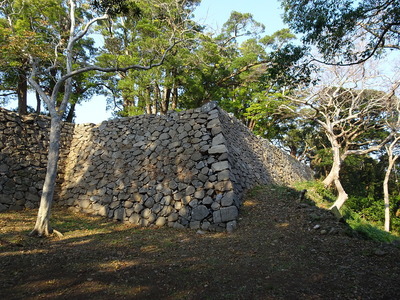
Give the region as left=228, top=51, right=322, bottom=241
left=1, top=185, right=399, bottom=299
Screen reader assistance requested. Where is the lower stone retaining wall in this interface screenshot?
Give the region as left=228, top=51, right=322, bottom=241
left=0, top=110, right=72, bottom=211
left=0, top=103, right=312, bottom=231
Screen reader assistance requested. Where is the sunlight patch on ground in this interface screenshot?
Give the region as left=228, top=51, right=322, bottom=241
left=140, top=244, right=160, bottom=253
left=243, top=200, right=259, bottom=207
left=0, top=248, right=47, bottom=257
left=97, top=260, right=140, bottom=272
left=67, top=239, right=94, bottom=246
left=129, top=285, right=151, bottom=295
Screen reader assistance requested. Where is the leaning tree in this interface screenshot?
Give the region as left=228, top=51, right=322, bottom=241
left=287, top=62, right=399, bottom=210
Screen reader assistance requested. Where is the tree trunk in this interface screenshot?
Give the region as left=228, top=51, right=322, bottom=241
left=323, top=141, right=349, bottom=210
left=65, top=102, right=76, bottom=123
left=153, top=84, right=160, bottom=114
left=36, top=91, right=41, bottom=113
left=161, top=87, right=171, bottom=115
left=145, top=86, right=152, bottom=114
left=330, top=178, right=348, bottom=210
left=323, top=142, right=341, bottom=187
left=383, top=152, right=398, bottom=232
left=17, top=70, right=28, bottom=115
left=248, top=119, right=256, bottom=131
left=30, top=115, right=62, bottom=237
left=383, top=168, right=391, bottom=232
left=171, top=86, right=178, bottom=110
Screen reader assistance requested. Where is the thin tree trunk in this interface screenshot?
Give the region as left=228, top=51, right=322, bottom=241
left=36, top=91, right=41, bottom=114
left=29, top=115, right=62, bottom=237
left=161, top=87, right=171, bottom=115
left=248, top=119, right=256, bottom=131
left=171, top=86, right=178, bottom=110
left=383, top=167, right=391, bottom=232
left=145, top=86, right=152, bottom=114
left=65, top=102, right=76, bottom=123
left=383, top=151, right=398, bottom=232
left=153, top=84, right=160, bottom=114
left=17, top=70, right=28, bottom=115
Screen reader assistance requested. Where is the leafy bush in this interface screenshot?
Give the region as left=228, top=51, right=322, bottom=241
left=341, top=206, right=399, bottom=244
left=347, top=195, right=400, bottom=234
left=294, top=180, right=400, bottom=242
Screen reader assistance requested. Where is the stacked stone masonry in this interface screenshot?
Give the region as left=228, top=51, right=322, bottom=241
left=0, top=103, right=312, bottom=231
left=0, top=109, right=73, bottom=212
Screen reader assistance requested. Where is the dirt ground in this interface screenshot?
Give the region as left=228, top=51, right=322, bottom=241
left=1, top=185, right=399, bottom=300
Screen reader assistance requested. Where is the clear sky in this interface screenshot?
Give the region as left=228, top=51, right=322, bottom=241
left=3, top=0, right=286, bottom=124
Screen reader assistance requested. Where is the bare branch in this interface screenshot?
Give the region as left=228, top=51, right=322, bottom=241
left=0, top=91, right=16, bottom=97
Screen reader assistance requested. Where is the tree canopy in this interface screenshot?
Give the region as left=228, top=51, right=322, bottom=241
left=280, top=0, right=400, bottom=64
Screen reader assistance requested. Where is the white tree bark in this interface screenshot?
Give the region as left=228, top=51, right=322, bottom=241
left=29, top=116, right=61, bottom=236
left=383, top=138, right=400, bottom=232
left=287, top=62, right=399, bottom=212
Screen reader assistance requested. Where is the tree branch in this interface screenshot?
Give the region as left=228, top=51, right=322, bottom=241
left=311, top=21, right=400, bottom=66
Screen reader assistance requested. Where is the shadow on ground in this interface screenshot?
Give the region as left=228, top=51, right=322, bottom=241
left=1, top=185, right=399, bottom=300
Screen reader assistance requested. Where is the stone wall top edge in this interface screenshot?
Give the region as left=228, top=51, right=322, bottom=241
left=1, top=101, right=220, bottom=127
left=74, top=101, right=219, bottom=127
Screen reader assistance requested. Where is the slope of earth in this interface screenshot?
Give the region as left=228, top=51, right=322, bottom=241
left=0, top=185, right=399, bottom=300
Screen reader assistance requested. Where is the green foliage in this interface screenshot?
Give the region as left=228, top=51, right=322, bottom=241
left=294, top=181, right=400, bottom=242
left=91, top=0, right=141, bottom=17
left=341, top=155, right=385, bottom=200
left=342, top=206, right=399, bottom=243
left=294, top=180, right=336, bottom=208
left=281, top=0, right=400, bottom=63
left=346, top=194, right=400, bottom=234
left=97, top=7, right=313, bottom=118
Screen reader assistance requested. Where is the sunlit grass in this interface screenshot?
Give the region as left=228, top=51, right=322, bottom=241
left=341, top=206, right=400, bottom=243
left=293, top=180, right=400, bottom=244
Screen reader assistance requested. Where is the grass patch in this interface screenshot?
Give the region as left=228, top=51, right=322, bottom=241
left=247, top=184, right=299, bottom=200
left=294, top=180, right=336, bottom=209
left=341, top=206, right=400, bottom=244
left=294, top=180, right=400, bottom=244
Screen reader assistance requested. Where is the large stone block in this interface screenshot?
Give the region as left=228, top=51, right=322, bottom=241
left=213, top=206, right=238, bottom=223
left=208, top=145, right=228, bottom=154
left=211, top=161, right=229, bottom=172
left=192, top=205, right=209, bottom=221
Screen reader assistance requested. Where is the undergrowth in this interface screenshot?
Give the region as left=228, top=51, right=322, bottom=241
left=294, top=180, right=400, bottom=244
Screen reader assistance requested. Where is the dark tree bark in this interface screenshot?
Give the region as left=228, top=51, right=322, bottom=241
left=17, top=70, right=28, bottom=115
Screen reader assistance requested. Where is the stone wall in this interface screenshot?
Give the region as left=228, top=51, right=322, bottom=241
left=0, top=109, right=73, bottom=211
left=218, top=108, right=313, bottom=196
left=0, top=103, right=313, bottom=231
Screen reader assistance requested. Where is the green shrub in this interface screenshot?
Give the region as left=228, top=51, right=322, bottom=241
left=294, top=180, right=400, bottom=242
left=341, top=206, right=399, bottom=243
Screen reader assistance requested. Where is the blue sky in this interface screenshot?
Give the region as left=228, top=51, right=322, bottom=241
left=3, top=0, right=286, bottom=124
left=194, top=0, right=284, bottom=35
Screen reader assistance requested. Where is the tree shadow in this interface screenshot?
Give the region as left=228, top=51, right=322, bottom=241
left=1, top=189, right=400, bottom=300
